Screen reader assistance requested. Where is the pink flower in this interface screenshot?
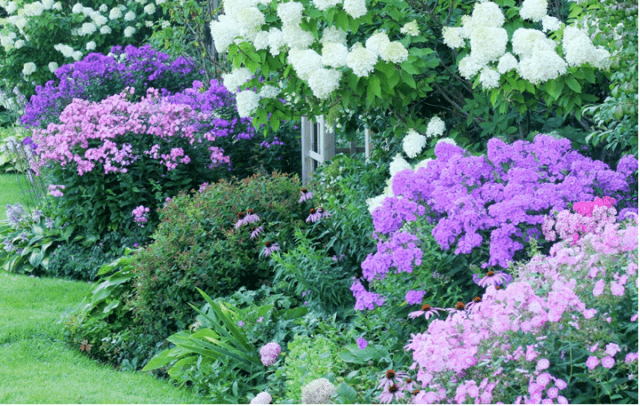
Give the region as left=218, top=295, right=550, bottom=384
left=547, top=387, right=559, bottom=399
left=525, top=345, right=538, bottom=361
left=299, top=188, right=313, bottom=203
left=610, top=283, right=625, bottom=296
left=356, top=337, right=368, bottom=349
left=132, top=205, right=150, bottom=225
left=259, top=342, right=281, bottom=366
left=408, top=304, right=443, bottom=320
left=590, top=343, right=599, bottom=352
left=592, top=279, right=605, bottom=297
left=262, top=241, right=280, bottom=257
left=476, top=270, right=511, bottom=288
left=537, top=359, right=550, bottom=371
left=557, top=396, right=568, bottom=404
left=583, top=308, right=598, bottom=319
left=625, top=353, right=638, bottom=364
left=632, top=314, right=639, bottom=322
left=250, top=226, right=264, bottom=239
left=605, top=343, right=621, bottom=357
left=601, top=356, right=615, bottom=368
left=586, top=356, right=599, bottom=370
left=554, top=379, right=567, bottom=390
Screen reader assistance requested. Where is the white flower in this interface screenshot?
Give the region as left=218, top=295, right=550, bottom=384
left=541, top=15, right=561, bottom=32
left=343, top=0, right=366, bottom=18
left=365, top=32, right=390, bottom=57
left=52, top=2, right=62, bottom=10
left=80, top=22, right=97, bottom=36
left=5, top=1, right=17, bottom=14
left=81, top=6, right=93, bottom=17
left=72, top=3, right=83, bottom=13
left=520, top=0, right=548, bottom=22
left=109, top=7, right=122, bottom=19
left=210, top=15, right=240, bottom=53
left=436, top=137, right=457, bottom=146
left=72, top=50, right=83, bottom=60
left=321, top=26, right=347, bottom=45
left=48, top=62, right=59, bottom=73
left=301, top=378, right=336, bottom=404
left=414, top=158, right=433, bottom=171
left=144, top=3, right=156, bottom=14
left=223, top=67, right=252, bottom=93
left=13, top=16, right=27, bottom=30
left=258, top=85, right=280, bottom=99
left=124, top=10, right=135, bottom=21
left=366, top=194, right=389, bottom=214
left=23, top=2, right=44, bottom=16
left=156, top=0, right=167, bottom=4
left=458, top=55, right=483, bottom=80
left=22, top=62, right=37, bottom=76
left=442, top=27, right=465, bottom=48
left=426, top=116, right=446, bottom=137
left=0, top=35, right=14, bottom=49
left=389, top=153, right=412, bottom=177
left=92, top=13, right=108, bottom=26
left=282, top=24, right=315, bottom=49
left=511, top=28, right=554, bottom=58
left=267, top=27, right=286, bottom=56
left=42, top=0, right=54, bottom=10
left=100, top=25, right=112, bottom=34
left=307, top=68, right=342, bottom=99
left=161, top=20, right=171, bottom=29
left=380, top=41, right=408, bottom=63
left=479, top=67, right=500, bottom=89
left=347, top=44, right=377, bottom=77
left=145, top=20, right=154, bottom=28
left=86, top=41, right=96, bottom=51
left=288, top=48, right=323, bottom=81
left=236, top=90, right=260, bottom=118
left=470, top=26, right=507, bottom=65
left=322, top=42, right=349, bottom=68
left=312, top=0, right=342, bottom=11
left=471, top=1, right=504, bottom=28
left=14, top=39, right=24, bottom=49
left=401, top=20, right=420, bottom=37
left=563, top=26, right=605, bottom=67
left=402, top=129, right=427, bottom=158
left=517, top=39, right=567, bottom=84
left=235, top=7, right=265, bottom=36
left=54, top=43, right=75, bottom=58
left=98, top=4, right=108, bottom=12
left=124, top=26, right=136, bottom=37
left=253, top=31, right=270, bottom=50
left=497, top=52, right=518, bottom=74
left=250, top=392, right=272, bottom=404
left=277, top=2, right=303, bottom=25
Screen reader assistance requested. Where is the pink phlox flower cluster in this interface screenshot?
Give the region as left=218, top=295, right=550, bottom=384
left=132, top=205, right=150, bottom=225
left=259, top=342, right=281, bottom=366
left=208, top=146, right=230, bottom=167
left=361, top=231, right=423, bottom=282
left=48, top=184, right=66, bottom=197
left=160, top=147, right=189, bottom=171
left=350, top=279, right=385, bottom=311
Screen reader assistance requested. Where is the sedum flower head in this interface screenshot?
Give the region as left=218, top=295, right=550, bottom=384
left=301, top=378, right=336, bottom=404
left=347, top=44, right=377, bottom=77
left=520, top=0, right=548, bottom=22
left=402, top=129, right=427, bottom=158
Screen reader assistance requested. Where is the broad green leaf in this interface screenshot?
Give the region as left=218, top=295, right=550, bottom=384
left=142, top=348, right=176, bottom=371
left=566, top=77, right=581, bottom=93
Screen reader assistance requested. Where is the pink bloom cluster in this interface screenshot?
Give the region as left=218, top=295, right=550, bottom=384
left=542, top=196, right=618, bottom=243
left=132, top=205, right=150, bottom=225
left=259, top=342, right=281, bottom=366
left=48, top=184, right=66, bottom=197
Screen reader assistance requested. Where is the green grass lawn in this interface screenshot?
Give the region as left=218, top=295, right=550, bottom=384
left=0, top=173, right=29, bottom=222
left=0, top=272, right=205, bottom=403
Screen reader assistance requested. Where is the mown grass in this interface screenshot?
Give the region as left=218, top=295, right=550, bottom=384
left=0, top=272, right=204, bottom=403
left=0, top=173, right=28, bottom=222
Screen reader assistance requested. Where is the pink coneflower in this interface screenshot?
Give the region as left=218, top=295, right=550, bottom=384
left=377, top=369, right=409, bottom=390
left=234, top=211, right=246, bottom=229
left=299, top=188, right=313, bottom=203
left=250, top=225, right=264, bottom=239
left=262, top=241, right=280, bottom=257
left=400, top=377, right=417, bottom=392
left=377, top=383, right=406, bottom=404
left=235, top=209, right=260, bottom=229
left=476, top=270, right=511, bottom=288
left=408, top=303, right=443, bottom=320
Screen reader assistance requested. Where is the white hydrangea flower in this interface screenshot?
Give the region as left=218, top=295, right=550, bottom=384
left=72, top=3, right=83, bottom=13
left=590, top=47, right=611, bottom=69
left=282, top=24, right=315, bottom=49
left=301, top=378, right=337, bottom=404
left=42, top=0, right=54, bottom=10
left=312, top=0, right=342, bottom=11
left=321, top=26, right=347, bottom=45
left=442, top=27, right=465, bottom=48
left=98, top=4, right=108, bottom=12
left=519, top=0, right=548, bottom=22
left=223, top=67, right=252, bottom=93
left=497, top=52, right=518, bottom=74
left=402, top=129, right=427, bottom=158
left=389, top=153, right=412, bottom=178
left=347, top=44, right=377, bottom=77
left=156, top=0, right=167, bottom=4
left=343, top=0, right=366, bottom=19
left=307, top=68, right=342, bottom=99
left=124, top=10, right=135, bottom=21
left=517, top=39, right=567, bottom=84
left=235, top=7, right=265, bottom=37
left=0, top=36, right=14, bottom=50
left=5, top=1, right=17, bottom=14
left=100, top=25, right=112, bottom=34
left=14, top=39, right=24, bottom=49
left=161, top=20, right=171, bottom=29
left=210, top=15, right=240, bottom=53
left=253, top=30, right=270, bottom=50
left=277, top=2, right=303, bottom=25
left=479, top=67, right=500, bottom=89
left=48, top=62, right=59, bottom=73
left=86, top=41, right=96, bottom=51
left=401, top=20, right=420, bottom=37
left=92, top=13, right=108, bottom=26
left=73, top=50, right=82, bottom=61
left=145, top=20, right=154, bottom=28
left=14, top=16, right=27, bottom=30
left=109, top=7, right=122, bottom=19
left=471, top=1, right=505, bottom=28
left=436, top=137, right=457, bottom=146
left=381, top=41, right=408, bottom=63
left=365, top=32, right=390, bottom=57
left=267, top=27, right=286, bottom=56
left=144, top=3, right=156, bottom=14
left=414, top=157, right=433, bottom=171
left=24, top=2, right=44, bottom=16
left=81, top=6, right=93, bottom=17
left=511, top=28, right=553, bottom=58
left=322, top=42, right=349, bottom=68
left=541, top=15, right=561, bottom=32
left=124, top=26, right=136, bottom=37
left=562, top=26, right=597, bottom=67
left=426, top=116, right=446, bottom=137
left=236, top=90, right=260, bottom=118
left=52, top=1, right=62, bottom=10
left=54, top=43, right=75, bottom=58
left=258, top=85, right=280, bottom=99
left=22, top=62, right=36, bottom=75
left=470, top=26, right=507, bottom=64
left=366, top=194, right=389, bottom=214
left=288, top=48, right=323, bottom=80
left=458, top=55, right=483, bottom=80
left=80, top=22, right=97, bottom=36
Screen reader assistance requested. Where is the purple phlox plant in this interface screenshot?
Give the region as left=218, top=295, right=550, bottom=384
left=299, top=187, right=313, bottom=203
left=405, top=289, right=426, bottom=305
left=259, top=342, right=281, bottom=366
left=261, top=241, right=280, bottom=257
left=356, top=337, right=368, bottom=350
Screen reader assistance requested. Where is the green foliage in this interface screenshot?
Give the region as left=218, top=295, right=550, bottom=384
left=0, top=126, right=29, bottom=173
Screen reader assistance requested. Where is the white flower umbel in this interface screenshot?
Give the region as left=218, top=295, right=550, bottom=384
left=511, top=28, right=554, bottom=59
left=48, top=62, right=58, bottom=73
left=144, top=3, right=156, bottom=14
left=402, top=129, right=427, bottom=158
left=313, top=0, right=342, bottom=11
left=401, top=20, right=420, bottom=36
left=258, top=85, right=280, bottom=99
left=321, top=26, right=347, bottom=45
left=426, top=116, right=446, bottom=137
left=479, top=67, right=500, bottom=89
left=471, top=1, right=505, bottom=28
left=519, top=0, right=548, bottom=22
left=470, top=26, right=507, bottom=65
left=497, top=52, right=518, bottom=73
left=365, top=32, right=390, bottom=57
left=343, top=0, right=366, bottom=18
left=210, top=15, right=240, bottom=53
left=223, top=67, right=252, bottom=93
left=288, top=48, right=323, bottom=81
left=22, top=62, right=36, bottom=76
left=308, top=68, right=342, bottom=99
left=268, top=27, right=286, bottom=56
left=517, top=39, right=567, bottom=84
left=124, top=10, right=135, bottom=21
left=563, top=26, right=609, bottom=68
left=458, top=55, right=483, bottom=80
left=389, top=153, right=412, bottom=178
left=381, top=41, right=408, bottom=63
left=277, top=2, right=304, bottom=25
left=236, top=90, right=260, bottom=118
left=100, top=25, right=112, bottom=34
left=124, top=26, right=136, bottom=37
left=282, top=24, right=315, bottom=49
left=541, top=15, right=561, bottom=32
left=109, top=7, right=122, bottom=19
left=442, top=27, right=465, bottom=48
left=347, top=44, right=377, bottom=77
left=322, top=42, right=349, bottom=68
left=86, top=41, right=96, bottom=51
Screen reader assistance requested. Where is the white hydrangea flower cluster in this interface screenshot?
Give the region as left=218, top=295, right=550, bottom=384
left=236, top=90, right=260, bottom=118
left=402, top=129, right=427, bottom=158
left=389, top=153, right=412, bottom=178
left=312, top=0, right=342, bottom=11
left=144, top=3, right=156, bottom=14
left=401, top=20, right=420, bottom=37
left=109, top=7, right=122, bottom=19
left=322, top=42, right=349, bottom=68
left=222, top=67, right=252, bottom=93
left=124, top=26, right=136, bottom=37
left=86, top=41, right=96, bottom=51
left=347, top=43, right=377, bottom=77
left=54, top=43, right=75, bottom=58
left=22, top=62, right=37, bottom=76
left=343, top=0, right=366, bottom=18
left=563, top=26, right=611, bottom=68
left=519, top=0, right=548, bottom=22
left=426, top=116, right=446, bottom=138
left=48, top=62, right=59, bottom=73
left=321, top=26, right=347, bottom=45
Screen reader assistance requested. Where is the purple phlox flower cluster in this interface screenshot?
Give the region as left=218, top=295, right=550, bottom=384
left=235, top=209, right=260, bottom=229
left=361, top=231, right=422, bottom=282
left=356, top=337, right=368, bottom=349
left=305, top=207, right=331, bottom=223
left=259, top=342, right=281, bottom=366
left=299, top=187, right=313, bottom=203
left=405, top=290, right=426, bottom=305
left=160, top=147, right=190, bottom=171
left=261, top=241, right=280, bottom=257
left=22, top=137, right=38, bottom=151
left=48, top=184, right=66, bottom=197
left=350, top=279, right=385, bottom=311
left=132, top=205, right=150, bottom=225
left=372, top=196, right=426, bottom=235
left=260, top=136, right=284, bottom=148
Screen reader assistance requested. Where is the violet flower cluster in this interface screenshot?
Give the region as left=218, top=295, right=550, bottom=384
left=259, top=342, right=281, bottom=366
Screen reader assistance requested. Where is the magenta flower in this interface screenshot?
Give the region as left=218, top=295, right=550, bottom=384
left=525, top=345, right=537, bottom=361
left=547, top=387, right=559, bottom=399
left=356, top=337, right=368, bottom=350
left=408, top=304, right=443, bottom=320
left=625, top=352, right=638, bottom=364
left=537, top=358, right=550, bottom=371
left=262, top=241, right=280, bottom=257
left=299, top=188, right=313, bottom=203
left=601, top=356, right=615, bottom=368
left=586, top=356, right=600, bottom=370
left=306, top=207, right=321, bottom=223
left=377, top=383, right=405, bottom=404
left=250, top=225, right=264, bottom=239
left=237, top=321, right=245, bottom=327
left=476, top=270, right=511, bottom=288
left=259, top=342, right=281, bottom=366
left=377, top=369, right=409, bottom=390
left=605, top=343, right=621, bottom=357
left=235, top=209, right=260, bottom=229
left=611, top=282, right=625, bottom=296
left=590, top=343, right=599, bottom=352
left=554, top=379, right=567, bottom=390
left=592, top=279, right=605, bottom=297
left=132, top=205, right=150, bottom=225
